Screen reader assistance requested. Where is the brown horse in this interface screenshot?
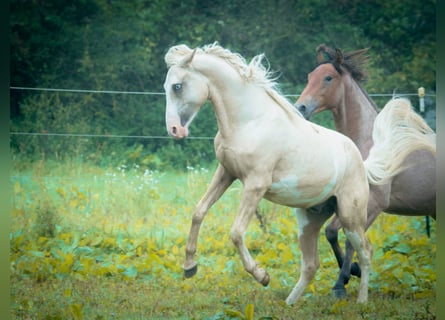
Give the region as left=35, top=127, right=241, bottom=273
left=163, top=43, right=373, bottom=304
left=295, top=44, right=436, bottom=297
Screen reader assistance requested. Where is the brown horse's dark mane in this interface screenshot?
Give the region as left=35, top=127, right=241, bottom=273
left=316, top=44, right=379, bottom=111
left=316, top=44, right=369, bottom=81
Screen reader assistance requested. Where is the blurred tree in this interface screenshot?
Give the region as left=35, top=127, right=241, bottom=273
left=10, top=0, right=436, bottom=169
left=10, top=0, right=100, bottom=117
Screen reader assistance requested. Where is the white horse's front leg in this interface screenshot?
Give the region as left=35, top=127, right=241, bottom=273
left=231, top=183, right=269, bottom=286
left=184, top=164, right=235, bottom=277
left=286, top=208, right=331, bottom=305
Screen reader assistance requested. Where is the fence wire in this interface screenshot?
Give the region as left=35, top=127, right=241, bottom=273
left=10, top=86, right=435, bottom=140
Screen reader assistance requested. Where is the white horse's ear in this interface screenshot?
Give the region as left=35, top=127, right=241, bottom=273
left=165, top=44, right=194, bottom=67
left=179, top=48, right=197, bottom=67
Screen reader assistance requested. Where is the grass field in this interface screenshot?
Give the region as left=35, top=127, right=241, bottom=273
left=10, top=160, right=436, bottom=319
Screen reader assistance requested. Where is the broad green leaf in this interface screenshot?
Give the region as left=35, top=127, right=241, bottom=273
left=90, top=236, right=103, bottom=247
left=224, top=309, right=245, bottom=319
left=394, top=243, right=411, bottom=255
left=123, top=265, right=138, bottom=278
left=70, top=303, right=83, bottom=320
left=245, top=303, right=254, bottom=320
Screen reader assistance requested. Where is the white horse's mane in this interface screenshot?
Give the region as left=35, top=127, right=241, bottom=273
left=165, top=43, right=303, bottom=119
left=165, top=42, right=274, bottom=85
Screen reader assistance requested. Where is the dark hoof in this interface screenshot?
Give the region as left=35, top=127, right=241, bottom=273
left=184, top=264, right=197, bottom=278
left=332, top=286, right=347, bottom=299
left=350, top=262, right=361, bottom=278
left=261, top=273, right=270, bottom=287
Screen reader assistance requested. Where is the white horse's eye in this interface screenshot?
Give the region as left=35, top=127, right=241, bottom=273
left=173, top=83, right=182, bottom=91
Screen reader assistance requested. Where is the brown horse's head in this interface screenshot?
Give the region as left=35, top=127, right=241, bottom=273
left=295, top=44, right=369, bottom=119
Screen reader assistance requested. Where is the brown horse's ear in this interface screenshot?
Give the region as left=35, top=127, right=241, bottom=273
left=317, top=44, right=340, bottom=63
left=317, top=50, right=324, bottom=63
left=179, top=48, right=197, bottom=67
left=316, top=44, right=327, bottom=63
left=334, top=48, right=344, bottom=65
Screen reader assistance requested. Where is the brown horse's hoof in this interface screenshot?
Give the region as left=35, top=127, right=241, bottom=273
left=332, top=286, right=347, bottom=299
left=184, top=264, right=198, bottom=278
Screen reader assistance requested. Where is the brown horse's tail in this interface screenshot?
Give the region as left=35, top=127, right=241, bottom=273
left=364, top=97, right=436, bottom=185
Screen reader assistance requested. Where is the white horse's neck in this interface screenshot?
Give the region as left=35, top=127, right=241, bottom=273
left=334, top=75, right=377, bottom=158
left=194, top=54, right=299, bottom=138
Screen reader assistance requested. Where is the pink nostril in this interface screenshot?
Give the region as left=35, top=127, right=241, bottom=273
left=169, top=124, right=187, bottom=139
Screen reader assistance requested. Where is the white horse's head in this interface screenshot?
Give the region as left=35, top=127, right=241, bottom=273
left=163, top=46, right=209, bottom=139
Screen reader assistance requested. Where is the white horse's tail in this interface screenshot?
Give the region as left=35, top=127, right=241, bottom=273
left=364, top=97, right=436, bottom=185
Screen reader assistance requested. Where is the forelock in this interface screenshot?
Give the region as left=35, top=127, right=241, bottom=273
left=164, top=44, right=194, bottom=67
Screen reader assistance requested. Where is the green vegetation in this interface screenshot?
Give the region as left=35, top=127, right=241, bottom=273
left=10, top=1, right=437, bottom=318
left=10, top=0, right=436, bottom=170
left=10, top=161, right=436, bottom=319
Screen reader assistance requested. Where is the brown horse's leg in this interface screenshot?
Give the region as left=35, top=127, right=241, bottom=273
left=231, top=182, right=270, bottom=286
left=333, top=209, right=380, bottom=295
left=286, top=208, right=333, bottom=305
left=332, top=238, right=355, bottom=298
left=326, top=216, right=362, bottom=278
left=184, top=164, right=235, bottom=277
left=325, top=217, right=343, bottom=269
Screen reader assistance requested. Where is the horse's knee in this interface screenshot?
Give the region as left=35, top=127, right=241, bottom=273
left=230, top=228, right=243, bottom=246
left=192, top=206, right=207, bottom=225
left=345, top=230, right=371, bottom=267
left=191, top=214, right=202, bottom=225
left=301, top=260, right=319, bottom=279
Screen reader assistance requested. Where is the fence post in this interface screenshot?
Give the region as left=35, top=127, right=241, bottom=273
left=418, top=86, right=425, bottom=114
left=418, top=86, right=431, bottom=237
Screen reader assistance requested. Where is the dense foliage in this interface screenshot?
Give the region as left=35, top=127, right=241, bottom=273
left=10, top=162, right=436, bottom=318
left=10, top=0, right=436, bottom=169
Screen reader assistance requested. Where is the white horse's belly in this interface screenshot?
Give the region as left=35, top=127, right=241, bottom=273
left=265, top=174, right=337, bottom=208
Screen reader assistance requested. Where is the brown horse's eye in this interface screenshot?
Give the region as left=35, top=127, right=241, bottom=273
left=173, top=83, right=182, bottom=91
left=325, top=76, right=333, bottom=82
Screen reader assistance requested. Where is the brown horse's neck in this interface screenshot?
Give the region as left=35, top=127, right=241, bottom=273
left=332, top=77, right=378, bottom=159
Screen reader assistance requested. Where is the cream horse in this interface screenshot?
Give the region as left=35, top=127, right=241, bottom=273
left=163, top=43, right=372, bottom=305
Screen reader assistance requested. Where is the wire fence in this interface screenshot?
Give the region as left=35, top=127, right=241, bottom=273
left=9, top=132, right=214, bottom=140
left=10, top=86, right=436, bottom=140
left=10, top=86, right=437, bottom=97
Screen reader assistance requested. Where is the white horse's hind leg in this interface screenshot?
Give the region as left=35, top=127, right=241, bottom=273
left=286, top=208, right=332, bottom=305
left=337, top=194, right=372, bottom=303
left=343, top=228, right=372, bottom=303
